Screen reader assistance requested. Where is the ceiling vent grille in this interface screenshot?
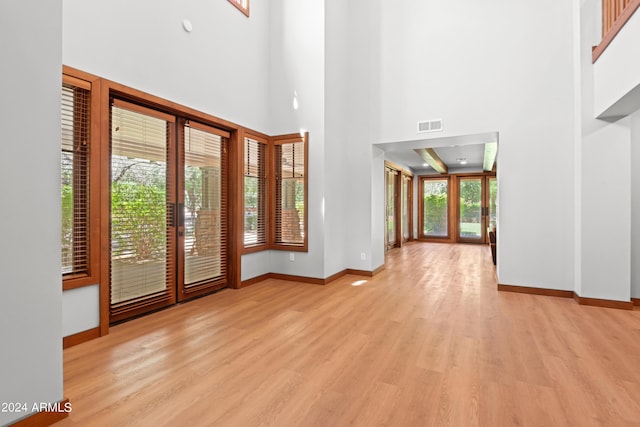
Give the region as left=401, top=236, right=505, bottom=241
left=417, top=119, right=443, bottom=133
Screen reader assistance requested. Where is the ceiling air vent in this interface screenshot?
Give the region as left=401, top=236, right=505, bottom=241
left=417, top=119, right=443, bottom=133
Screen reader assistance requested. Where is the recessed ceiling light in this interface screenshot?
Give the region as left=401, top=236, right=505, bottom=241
left=457, top=158, right=467, bottom=165
left=422, top=163, right=429, bottom=167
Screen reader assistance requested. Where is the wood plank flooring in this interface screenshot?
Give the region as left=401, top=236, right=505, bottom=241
left=57, top=243, right=640, bottom=426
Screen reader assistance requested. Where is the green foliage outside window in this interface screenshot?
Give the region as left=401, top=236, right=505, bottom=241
left=111, top=182, right=166, bottom=261
left=423, top=193, right=448, bottom=235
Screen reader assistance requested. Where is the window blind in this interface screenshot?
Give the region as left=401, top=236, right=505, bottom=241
left=183, top=122, right=227, bottom=288
left=244, top=137, right=267, bottom=247
left=110, top=102, right=173, bottom=312
left=275, top=139, right=306, bottom=246
left=61, top=83, right=90, bottom=276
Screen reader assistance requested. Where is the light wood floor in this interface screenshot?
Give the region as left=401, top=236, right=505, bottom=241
left=57, top=243, right=640, bottom=426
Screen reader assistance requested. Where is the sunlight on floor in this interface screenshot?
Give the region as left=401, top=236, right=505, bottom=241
left=351, top=280, right=368, bottom=287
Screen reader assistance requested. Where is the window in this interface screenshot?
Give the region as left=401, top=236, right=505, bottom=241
left=227, top=0, right=249, bottom=16
left=421, top=177, right=450, bottom=238
left=273, top=133, right=308, bottom=250
left=61, top=75, right=98, bottom=288
left=243, top=135, right=268, bottom=248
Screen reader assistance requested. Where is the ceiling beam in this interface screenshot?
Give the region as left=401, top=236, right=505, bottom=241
left=414, top=148, right=448, bottom=174
left=483, top=142, right=498, bottom=172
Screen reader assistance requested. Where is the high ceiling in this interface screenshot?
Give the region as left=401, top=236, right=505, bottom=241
left=375, top=131, right=499, bottom=175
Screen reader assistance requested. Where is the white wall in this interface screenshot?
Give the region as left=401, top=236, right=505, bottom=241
left=324, top=0, right=350, bottom=276
left=63, top=0, right=271, bottom=132
left=0, top=1, right=64, bottom=424
left=630, top=109, right=640, bottom=299
left=344, top=0, right=578, bottom=290
left=581, top=123, right=631, bottom=301
left=342, top=0, right=385, bottom=271
left=580, top=0, right=632, bottom=302
left=62, top=285, right=100, bottom=336
left=59, top=0, right=639, bottom=302
left=268, top=0, right=326, bottom=278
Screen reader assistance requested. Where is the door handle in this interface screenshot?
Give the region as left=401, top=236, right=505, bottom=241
left=178, top=203, right=185, bottom=227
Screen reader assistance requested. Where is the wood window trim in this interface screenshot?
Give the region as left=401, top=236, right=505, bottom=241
left=455, top=173, right=497, bottom=245
left=384, top=160, right=412, bottom=178
left=62, top=67, right=102, bottom=291
left=384, top=162, right=413, bottom=248
left=178, top=119, right=230, bottom=301
left=418, top=175, right=453, bottom=242
left=401, top=173, right=414, bottom=244
left=227, top=0, right=250, bottom=17
left=271, top=132, right=308, bottom=252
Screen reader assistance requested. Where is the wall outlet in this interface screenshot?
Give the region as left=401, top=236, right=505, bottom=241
left=289, top=252, right=295, bottom=262
left=360, top=252, right=366, bottom=261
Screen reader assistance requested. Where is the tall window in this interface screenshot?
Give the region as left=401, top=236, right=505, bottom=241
left=61, top=81, right=90, bottom=278
left=421, top=177, right=449, bottom=238
left=273, top=133, right=308, bottom=249
left=244, top=136, right=267, bottom=247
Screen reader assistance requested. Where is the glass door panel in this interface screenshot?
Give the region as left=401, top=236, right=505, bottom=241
left=422, top=178, right=449, bottom=238
left=488, top=177, right=497, bottom=230
left=401, top=175, right=412, bottom=242
left=385, top=167, right=397, bottom=250
left=179, top=122, right=227, bottom=300
left=109, top=102, right=176, bottom=321
left=458, top=177, right=483, bottom=241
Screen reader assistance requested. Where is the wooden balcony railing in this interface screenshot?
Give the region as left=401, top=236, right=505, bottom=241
left=593, top=0, right=640, bottom=62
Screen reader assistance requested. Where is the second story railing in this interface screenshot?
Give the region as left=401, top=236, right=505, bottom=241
left=603, top=0, right=635, bottom=35
left=593, top=0, right=640, bottom=62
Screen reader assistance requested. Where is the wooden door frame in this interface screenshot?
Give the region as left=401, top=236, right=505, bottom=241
left=177, top=119, right=231, bottom=302
left=385, top=162, right=414, bottom=250
left=418, top=172, right=496, bottom=244
left=417, top=175, right=454, bottom=242
left=384, top=165, right=400, bottom=250
left=99, top=78, right=240, bottom=330
left=401, top=173, right=414, bottom=243
left=105, top=98, right=178, bottom=324
left=456, top=173, right=497, bottom=244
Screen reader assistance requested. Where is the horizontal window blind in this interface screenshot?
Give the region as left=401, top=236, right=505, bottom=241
left=275, top=139, right=306, bottom=246
left=244, top=137, right=267, bottom=247
left=61, top=83, right=90, bottom=276
left=110, top=103, right=172, bottom=310
left=183, top=122, right=227, bottom=288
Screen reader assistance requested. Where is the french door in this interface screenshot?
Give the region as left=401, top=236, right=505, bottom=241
left=178, top=120, right=228, bottom=300
left=457, top=176, right=496, bottom=243
left=385, top=166, right=399, bottom=250
left=109, top=100, right=228, bottom=323
left=401, top=174, right=413, bottom=243
left=386, top=165, right=414, bottom=250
